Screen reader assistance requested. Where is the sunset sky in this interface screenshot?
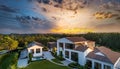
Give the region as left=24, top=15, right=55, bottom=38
left=0, top=0, right=120, bottom=34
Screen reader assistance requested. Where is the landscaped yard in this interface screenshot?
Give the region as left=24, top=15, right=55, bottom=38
left=52, top=58, right=62, bottom=64
left=21, top=60, right=70, bottom=69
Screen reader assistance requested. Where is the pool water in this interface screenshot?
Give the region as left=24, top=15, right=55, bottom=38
left=32, top=57, right=44, bottom=61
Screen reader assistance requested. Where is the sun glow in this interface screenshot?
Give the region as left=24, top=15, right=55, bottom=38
left=37, top=3, right=95, bottom=34
left=51, top=28, right=94, bottom=34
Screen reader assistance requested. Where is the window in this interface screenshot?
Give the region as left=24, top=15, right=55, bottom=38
left=86, top=60, right=92, bottom=69
left=59, top=43, right=63, bottom=48
left=104, top=65, right=111, bottom=69
left=71, top=52, right=78, bottom=62
left=94, top=62, right=101, bottom=69
left=31, top=49, right=34, bottom=54
left=36, top=48, right=40, bottom=53
left=65, top=51, right=69, bottom=58
left=65, top=43, right=75, bottom=49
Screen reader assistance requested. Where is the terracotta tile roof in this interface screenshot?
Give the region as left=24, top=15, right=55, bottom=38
left=66, top=37, right=87, bottom=42
left=74, top=45, right=88, bottom=52
left=87, top=46, right=120, bottom=64
left=27, top=41, right=43, bottom=48
left=97, top=46, right=120, bottom=64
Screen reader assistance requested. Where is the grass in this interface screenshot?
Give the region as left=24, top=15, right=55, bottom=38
left=52, top=58, right=62, bottom=64
left=0, top=52, right=18, bottom=69
left=21, top=60, right=70, bottom=69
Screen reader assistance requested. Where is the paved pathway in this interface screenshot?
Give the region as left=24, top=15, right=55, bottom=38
left=43, top=51, right=66, bottom=66
left=43, top=51, right=72, bottom=66
left=43, top=51, right=55, bottom=60
left=61, top=60, right=73, bottom=66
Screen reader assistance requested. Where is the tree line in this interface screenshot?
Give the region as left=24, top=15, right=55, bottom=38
left=0, top=33, right=120, bottom=52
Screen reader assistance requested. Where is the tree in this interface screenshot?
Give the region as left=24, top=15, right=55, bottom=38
left=0, top=36, right=18, bottom=50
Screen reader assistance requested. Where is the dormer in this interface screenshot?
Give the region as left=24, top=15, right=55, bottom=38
left=95, top=52, right=105, bottom=56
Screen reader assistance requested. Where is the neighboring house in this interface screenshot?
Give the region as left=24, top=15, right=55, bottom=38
left=57, top=37, right=120, bottom=69
left=47, top=42, right=57, bottom=51
left=18, top=42, right=44, bottom=68
left=27, top=42, right=43, bottom=57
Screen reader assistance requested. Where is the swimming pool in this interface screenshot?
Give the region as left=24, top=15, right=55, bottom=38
left=32, top=57, right=45, bottom=61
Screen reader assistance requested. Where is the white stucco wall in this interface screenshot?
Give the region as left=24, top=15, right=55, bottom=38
left=114, top=57, right=120, bottom=69
left=83, top=48, right=93, bottom=64
left=27, top=45, right=43, bottom=57
left=57, top=38, right=74, bottom=56
left=78, top=48, right=93, bottom=66
left=78, top=52, right=86, bottom=66
left=57, top=38, right=92, bottom=66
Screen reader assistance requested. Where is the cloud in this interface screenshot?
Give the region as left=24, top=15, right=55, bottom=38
left=0, top=5, right=17, bottom=13
left=94, top=23, right=120, bottom=32
left=0, top=12, right=56, bottom=33
left=0, top=0, right=120, bottom=34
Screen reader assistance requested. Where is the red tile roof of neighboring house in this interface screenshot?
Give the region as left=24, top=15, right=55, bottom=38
left=47, top=42, right=57, bottom=48
left=66, top=37, right=87, bottom=42
left=87, top=46, right=120, bottom=64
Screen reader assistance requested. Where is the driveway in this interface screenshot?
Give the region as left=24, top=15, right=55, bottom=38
left=17, top=49, right=28, bottom=68
left=18, top=58, right=28, bottom=68
left=43, top=51, right=54, bottom=60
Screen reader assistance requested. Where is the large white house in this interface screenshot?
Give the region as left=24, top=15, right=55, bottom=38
left=57, top=37, right=120, bottom=69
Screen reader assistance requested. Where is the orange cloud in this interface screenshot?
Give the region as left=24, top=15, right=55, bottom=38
left=51, top=27, right=94, bottom=34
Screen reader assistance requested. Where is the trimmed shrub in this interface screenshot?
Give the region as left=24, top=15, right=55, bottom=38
left=68, top=62, right=80, bottom=68
left=56, top=55, right=65, bottom=61
left=43, top=46, right=49, bottom=51
left=29, top=53, right=33, bottom=62
left=68, top=62, right=89, bottom=69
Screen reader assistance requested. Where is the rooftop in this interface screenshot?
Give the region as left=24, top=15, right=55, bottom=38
left=27, top=41, right=43, bottom=48
left=87, top=46, right=120, bottom=64
left=74, top=45, right=89, bottom=52
left=65, top=37, right=87, bottom=42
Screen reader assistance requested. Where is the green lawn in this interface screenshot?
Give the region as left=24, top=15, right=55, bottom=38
left=0, top=53, right=18, bottom=69
left=52, top=58, right=62, bottom=64
left=21, top=60, right=70, bottom=69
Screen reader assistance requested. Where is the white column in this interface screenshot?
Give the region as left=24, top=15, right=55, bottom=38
left=102, top=64, right=104, bottom=69
left=92, top=61, right=95, bottom=69
left=34, top=49, right=36, bottom=54
left=63, top=43, right=65, bottom=58
left=40, top=48, right=42, bottom=56
left=34, top=49, right=36, bottom=57
left=111, top=66, right=113, bottom=69
left=69, top=51, right=71, bottom=60
left=57, top=42, right=60, bottom=55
